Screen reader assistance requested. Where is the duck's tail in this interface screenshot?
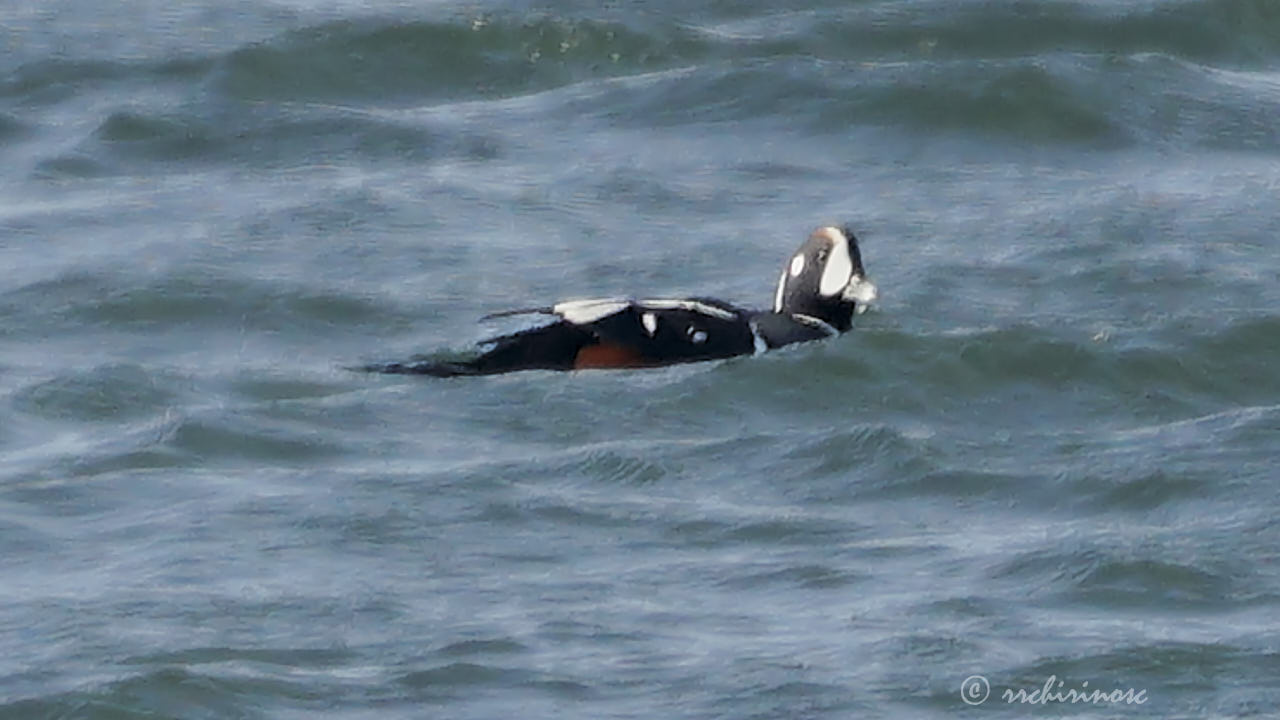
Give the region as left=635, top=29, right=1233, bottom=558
left=352, top=359, right=487, bottom=377
left=353, top=320, right=597, bottom=378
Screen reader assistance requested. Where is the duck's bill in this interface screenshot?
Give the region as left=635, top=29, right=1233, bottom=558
left=842, top=275, right=878, bottom=312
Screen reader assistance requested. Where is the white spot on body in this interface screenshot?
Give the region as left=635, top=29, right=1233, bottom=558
left=789, top=254, right=806, bottom=277
left=689, top=328, right=708, bottom=344
left=641, top=312, right=658, bottom=336
left=773, top=269, right=788, bottom=312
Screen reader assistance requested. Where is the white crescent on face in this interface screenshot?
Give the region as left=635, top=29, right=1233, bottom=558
left=816, top=227, right=854, bottom=297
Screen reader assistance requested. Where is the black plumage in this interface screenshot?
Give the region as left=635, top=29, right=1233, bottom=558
left=359, top=226, right=876, bottom=377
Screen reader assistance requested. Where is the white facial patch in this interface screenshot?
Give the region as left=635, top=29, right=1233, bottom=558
left=688, top=328, right=708, bottom=344
left=641, top=312, right=658, bottom=336
left=818, top=229, right=854, bottom=297
left=789, top=254, right=805, bottom=277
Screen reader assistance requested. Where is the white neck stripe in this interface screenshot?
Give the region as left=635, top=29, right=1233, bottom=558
left=773, top=268, right=788, bottom=313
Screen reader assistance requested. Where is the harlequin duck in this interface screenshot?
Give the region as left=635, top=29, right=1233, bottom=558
left=362, top=226, right=877, bottom=376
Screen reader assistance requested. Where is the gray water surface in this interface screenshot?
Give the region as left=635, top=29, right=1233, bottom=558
left=3, top=1, right=1279, bottom=717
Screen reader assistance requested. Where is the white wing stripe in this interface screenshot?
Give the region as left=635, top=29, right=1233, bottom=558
left=552, top=298, right=631, bottom=324
left=637, top=299, right=737, bottom=320
left=551, top=298, right=739, bottom=325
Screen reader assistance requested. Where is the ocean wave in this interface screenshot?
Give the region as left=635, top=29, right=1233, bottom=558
left=815, top=0, right=1280, bottom=66
left=992, top=544, right=1257, bottom=608
left=0, top=112, right=28, bottom=141
left=0, top=666, right=319, bottom=720
left=121, top=645, right=357, bottom=668
left=717, top=562, right=862, bottom=590
left=4, top=2, right=1277, bottom=113
left=850, top=314, right=1280, bottom=408
left=995, top=639, right=1274, bottom=707
left=557, top=50, right=1279, bottom=148
left=167, top=414, right=346, bottom=463
left=11, top=363, right=176, bottom=422
left=0, top=269, right=410, bottom=337
left=72, top=105, right=495, bottom=172
left=5, top=0, right=1279, bottom=114
left=619, top=57, right=1124, bottom=143
left=1060, top=468, right=1214, bottom=512
left=397, top=660, right=591, bottom=699
left=0, top=55, right=208, bottom=104
left=6, top=2, right=1279, bottom=175
left=212, top=16, right=711, bottom=105
left=200, top=0, right=1280, bottom=112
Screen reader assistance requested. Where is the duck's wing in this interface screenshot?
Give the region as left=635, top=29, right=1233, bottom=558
left=476, top=297, right=758, bottom=372
left=479, top=297, right=632, bottom=326
left=360, top=297, right=760, bottom=376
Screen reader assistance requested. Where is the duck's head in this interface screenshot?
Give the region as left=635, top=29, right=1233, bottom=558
left=772, top=226, right=877, bottom=332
